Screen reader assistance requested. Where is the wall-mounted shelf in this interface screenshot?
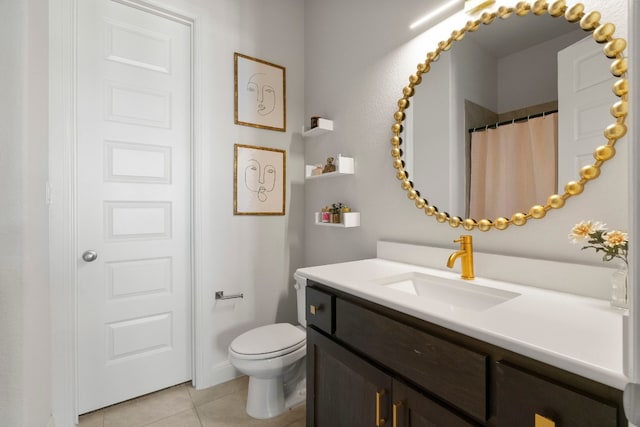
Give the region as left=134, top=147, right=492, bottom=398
left=314, top=212, right=360, bottom=228
left=302, top=118, right=333, bottom=138
left=305, top=154, right=354, bottom=179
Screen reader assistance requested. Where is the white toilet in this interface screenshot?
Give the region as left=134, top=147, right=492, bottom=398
left=228, top=273, right=307, bottom=419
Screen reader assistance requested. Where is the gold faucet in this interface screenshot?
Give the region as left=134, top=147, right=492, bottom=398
left=446, top=235, right=475, bottom=280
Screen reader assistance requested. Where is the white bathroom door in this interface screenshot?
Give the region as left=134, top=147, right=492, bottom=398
left=557, top=36, right=618, bottom=188
left=76, top=0, right=192, bottom=413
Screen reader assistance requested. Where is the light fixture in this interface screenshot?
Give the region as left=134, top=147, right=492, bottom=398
left=409, top=0, right=464, bottom=30
left=464, top=0, right=496, bottom=14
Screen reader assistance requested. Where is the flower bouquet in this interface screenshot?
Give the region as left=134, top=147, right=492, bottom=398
left=569, top=220, right=629, bottom=308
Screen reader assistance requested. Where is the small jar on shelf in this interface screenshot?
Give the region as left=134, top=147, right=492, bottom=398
left=321, top=206, right=330, bottom=223
left=314, top=202, right=360, bottom=228
left=302, top=117, right=333, bottom=136
left=305, top=154, right=354, bottom=179
left=329, top=203, right=343, bottom=223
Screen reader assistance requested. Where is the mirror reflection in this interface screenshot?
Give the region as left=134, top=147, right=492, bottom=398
left=394, top=3, right=628, bottom=231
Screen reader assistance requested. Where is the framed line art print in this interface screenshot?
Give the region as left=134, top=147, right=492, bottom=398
left=234, top=144, right=286, bottom=215
left=234, top=52, right=286, bottom=132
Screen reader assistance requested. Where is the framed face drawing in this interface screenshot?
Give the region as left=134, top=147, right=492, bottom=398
left=234, top=144, right=286, bottom=215
left=234, top=53, right=286, bottom=132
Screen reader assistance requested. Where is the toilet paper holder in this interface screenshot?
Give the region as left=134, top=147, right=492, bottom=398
left=215, top=291, right=244, bottom=300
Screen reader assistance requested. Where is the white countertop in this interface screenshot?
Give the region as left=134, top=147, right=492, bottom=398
left=296, top=257, right=629, bottom=390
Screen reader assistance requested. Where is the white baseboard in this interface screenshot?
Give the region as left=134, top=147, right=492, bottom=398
left=195, top=360, right=240, bottom=390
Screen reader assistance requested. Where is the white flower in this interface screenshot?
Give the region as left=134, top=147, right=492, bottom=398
left=604, top=230, right=628, bottom=248
left=568, top=220, right=629, bottom=265
left=568, top=220, right=606, bottom=243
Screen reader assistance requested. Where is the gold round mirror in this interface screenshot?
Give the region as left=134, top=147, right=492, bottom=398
left=391, top=0, right=628, bottom=231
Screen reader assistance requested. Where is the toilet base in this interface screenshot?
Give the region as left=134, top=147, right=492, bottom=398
left=246, top=373, right=306, bottom=419
left=246, top=376, right=284, bottom=419
left=284, top=377, right=306, bottom=409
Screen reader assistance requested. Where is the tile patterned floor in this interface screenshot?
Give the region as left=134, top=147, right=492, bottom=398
left=78, top=377, right=305, bottom=427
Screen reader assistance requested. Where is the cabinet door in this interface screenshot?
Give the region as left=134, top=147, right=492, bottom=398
left=335, top=298, right=487, bottom=421
left=496, top=362, right=619, bottom=427
left=307, top=327, right=391, bottom=427
left=392, top=379, right=477, bottom=427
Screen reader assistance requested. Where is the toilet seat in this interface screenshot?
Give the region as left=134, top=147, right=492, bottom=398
left=230, top=323, right=306, bottom=360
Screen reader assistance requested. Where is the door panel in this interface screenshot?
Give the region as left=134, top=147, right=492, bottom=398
left=77, top=0, right=192, bottom=413
left=557, top=36, right=618, bottom=187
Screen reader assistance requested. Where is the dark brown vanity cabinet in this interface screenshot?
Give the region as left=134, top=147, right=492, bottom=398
left=334, top=297, right=487, bottom=421
left=307, top=327, right=391, bottom=427
left=307, top=328, right=474, bottom=427
left=306, top=281, right=626, bottom=427
left=307, top=283, right=480, bottom=426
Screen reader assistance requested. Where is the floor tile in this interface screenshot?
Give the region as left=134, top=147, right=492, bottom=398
left=103, top=384, right=194, bottom=427
left=195, top=390, right=254, bottom=427
left=144, top=408, right=202, bottom=427
left=197, top=391, right=305, bottom=427
left=188, top=376, right=248, bottom=408
left=282, top=418, right=305, bottom=427
left=78, top=410, right=104, bottom=427
left=263, top=403, right=305, bottom=427
left=79, top=376, right=306, bottom=427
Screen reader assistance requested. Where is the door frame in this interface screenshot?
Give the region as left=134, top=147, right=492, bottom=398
left=630, top=0, right=639, bottom=403
left=49, top=0, right=204, bottom=424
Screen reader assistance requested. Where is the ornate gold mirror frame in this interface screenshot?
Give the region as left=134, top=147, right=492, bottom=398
left=391, top=0, right=628, bottom=231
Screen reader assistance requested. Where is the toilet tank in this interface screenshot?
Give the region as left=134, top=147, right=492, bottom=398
left=293, top=272, right=307, bottom=327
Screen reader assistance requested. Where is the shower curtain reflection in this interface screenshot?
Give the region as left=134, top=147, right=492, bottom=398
left=468, top=112, right=558, bottom=220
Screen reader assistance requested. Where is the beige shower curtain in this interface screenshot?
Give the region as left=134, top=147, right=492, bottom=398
left=468, top=113, right=558, bottom=220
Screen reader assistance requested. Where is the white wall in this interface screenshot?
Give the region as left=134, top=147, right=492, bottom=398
left=303, top=0, right=631, bottom=290
left=451, top=36, right=499, bottom=214
left=410, top=35, right=500, bottom=215
left=178, top=0, right=305, bottom=389
left=497, top=29, right=585, bottom=113
left=412, top=54, right=453, bottom=210
left=0, top=2, right=27, bottom=424
left=0, top=0, right=51, bottom=425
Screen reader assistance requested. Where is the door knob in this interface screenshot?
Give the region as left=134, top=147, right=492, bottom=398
left=82, top=250, right=98, bottom=262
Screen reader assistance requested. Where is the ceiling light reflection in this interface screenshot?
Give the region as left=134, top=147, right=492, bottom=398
left=409, top=0, right=464, bottom=30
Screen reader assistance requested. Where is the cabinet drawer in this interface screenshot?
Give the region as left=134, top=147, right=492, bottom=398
left=335, top=298, right=487, bottom=422
left=496, top=362, right=618, bottom=427
left=306, top=286, right=335, bottom=334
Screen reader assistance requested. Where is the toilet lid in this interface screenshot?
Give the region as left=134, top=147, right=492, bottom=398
left=230, top=323, right=305, bottom=357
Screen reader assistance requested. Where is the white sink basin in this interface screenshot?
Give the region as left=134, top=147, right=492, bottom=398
left=372, top=272, right=520, bottom=312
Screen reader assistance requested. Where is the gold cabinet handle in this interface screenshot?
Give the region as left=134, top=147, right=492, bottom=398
left=535, top=413, right=555, bottom=427
left=376, top=389, right=386, bottom=426
left=309, top=304, right=321, bottom=315
left=392, top=401, right=403, bottom=427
